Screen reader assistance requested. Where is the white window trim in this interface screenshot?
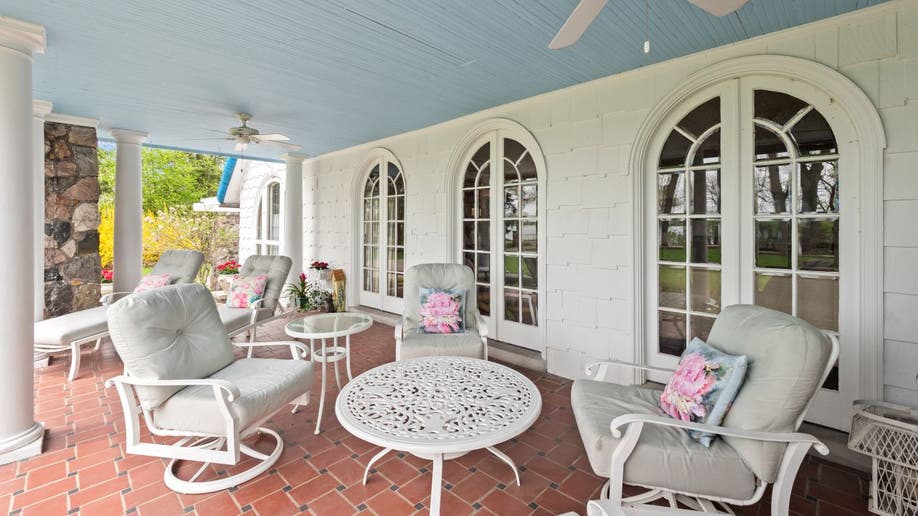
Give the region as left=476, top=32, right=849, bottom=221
left=446, top=118, right=548, bottom=355
left=629, top=55, right=886, bottom=401
left=255, top=180, right=282, bottom=255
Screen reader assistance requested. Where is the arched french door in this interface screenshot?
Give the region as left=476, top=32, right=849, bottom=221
left=643, top=73, right=867, bottom=430
left=456, top=126, right=545, bottom=352
left=359, top=155, right=405, bottom=313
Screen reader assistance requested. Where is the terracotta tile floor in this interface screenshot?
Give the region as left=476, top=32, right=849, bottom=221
left=3, top=316, right=872, bottom=515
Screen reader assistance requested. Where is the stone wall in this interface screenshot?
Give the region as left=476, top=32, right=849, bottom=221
left=43, top=122, right=101, bottom=318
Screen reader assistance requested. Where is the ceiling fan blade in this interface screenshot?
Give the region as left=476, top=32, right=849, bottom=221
left=549, top=0, right=608, bottom=49
left=259, top=140, right=302, bottom=151
left=252, top=133, right=290, bottom=142
left=687, top=0, right=749, bottom=16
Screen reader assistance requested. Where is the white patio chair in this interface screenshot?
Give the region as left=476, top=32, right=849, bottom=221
left=105, top=283, right=313, bottom=494
left=218, top=254, right=293, bottom=354
left=34, top=249, right=205, bottom=381
left=395, top=263, right=488, bottom=361
left=572, top=304, right=838, bottom=515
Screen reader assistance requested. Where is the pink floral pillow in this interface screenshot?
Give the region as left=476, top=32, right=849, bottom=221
left=226, top=274, right=268, bottom=309
left=418, top=288, right=466, bottom=334
left=659, top=338, right=747, bottom=447
left=133, top=273, right=172, bottom=293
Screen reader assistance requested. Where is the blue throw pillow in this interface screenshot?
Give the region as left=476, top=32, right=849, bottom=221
left=659, top=337, right=748, bottom=447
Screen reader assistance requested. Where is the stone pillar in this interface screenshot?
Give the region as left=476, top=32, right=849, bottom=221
left=282, top=153, right=307, bottom=282
left=303, top=158, right=319, bottom=265
left=32, top=100, right=52, bottom=322
left=110, top=129, right=147, bottom=293
left=0, top=17, right=46, bottom=465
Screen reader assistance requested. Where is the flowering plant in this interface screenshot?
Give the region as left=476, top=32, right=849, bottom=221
left=285, top=272, right=330, bottom=311
left=216, top=259, right=241, bottom=275
left=101, top=269, right=113, bottom=283
left=310, top=261, right=330, bottom=270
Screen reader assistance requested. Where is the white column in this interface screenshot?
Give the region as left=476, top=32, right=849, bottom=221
left=0, top=18, right=46, bottom=465
left=110, top=129, right=147, bottom=293
left=302, top=158, right=319, bottom=265
left=281, top=153, right=307, bottom=282
left=32, top=100, right=52, bottom=322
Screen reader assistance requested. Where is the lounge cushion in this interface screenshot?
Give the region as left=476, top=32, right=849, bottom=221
left=218, top=306, right=276, bottom=334
left=152, top=250, right=205, bottom=284
left=571, top=379, right=757, bottom=501
left=153, top=358, right=313, bottom=435
left=34, top=306, right=109, bottom=346
left=237, top=255, right=292, bottom=311
left=399, top=331, right=485, bottom=360
left=107, top=284, right=235, bottom=410
left=709, top=305, right=833, bottom=483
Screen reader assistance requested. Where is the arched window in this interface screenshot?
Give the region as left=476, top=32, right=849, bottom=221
left=255, top=181, right=281, bottom=255
left=459, top=130, right=543, bottom=351
left=360, top=156, right=405, bottom=313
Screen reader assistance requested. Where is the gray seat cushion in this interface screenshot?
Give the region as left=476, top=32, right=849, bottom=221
left=571, top=379, right=757, bottom=501
left=238, top=255, right=292, bottom=311
left=218, top=306, right=276, bottom=333
left=153, top=358, right=313, bottom=435
left=709, top=305, right=833, bottom=483
left=34, top=305, right=109, bottom=346
left=152, top=250, right=205, bottom=284
left=107, top=284, right=235, bottom=410
left=399, top=331, right=485, bottom=360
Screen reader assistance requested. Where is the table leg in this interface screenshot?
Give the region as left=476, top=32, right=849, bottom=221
left=362, top=447, right=393, bottom=485
left=430, top=453, right=443, bottom=516
left=486, top=446, right=521, bottom=486
left=345, top=334, right=353, bottom=381
left=315, top=338, right=327, bottom=434
left=332, top=335, right=341, bottom=389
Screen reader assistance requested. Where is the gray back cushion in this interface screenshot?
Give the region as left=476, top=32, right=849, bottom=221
left=238, top=255, right=292, bottom=310
left=151, top=250, right=205, bottom=284
left=707, top=304, right=833, bottom=483
left=107, top=283, right=235, bottom=410
left=403, top=264, right=478, bottom=333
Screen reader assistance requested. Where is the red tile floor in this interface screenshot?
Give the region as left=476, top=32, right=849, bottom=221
left=2, top=316, right=871, bottom=515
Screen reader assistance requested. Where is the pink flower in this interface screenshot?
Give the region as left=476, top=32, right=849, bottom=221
left=660, top=353, right=718, bottom=422
left=419, top=291, right=462, bottom=333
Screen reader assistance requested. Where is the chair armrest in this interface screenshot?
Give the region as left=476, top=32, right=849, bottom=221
left=232, top=340, right=310, bottom=359
left=247, top=298, right=268, bottom=324
left=104, top=375, right=241, bottom=401
left=100, top=291, right=132, bottom=305
left=475, top=312, right=488, bottom=340
left=609, top=413, right=829, bottom=454
left=585, top=360, right=675, bottom=379
left=395, top=321, right=404, bottom=342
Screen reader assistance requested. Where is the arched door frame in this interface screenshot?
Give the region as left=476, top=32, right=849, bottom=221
left=445, top=118, right=548, bottom=353
left=350, top=147, right=406, bottom=312
left=629, top=55, right=886, bottom=402
left=253, top=177, right=283, bottom=256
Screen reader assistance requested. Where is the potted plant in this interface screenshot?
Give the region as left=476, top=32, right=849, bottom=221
left=308, top=260, right=333, bottom=291
left=285, top=272, right=333, bottom=312
left=215, top=259, right=241, bottom=291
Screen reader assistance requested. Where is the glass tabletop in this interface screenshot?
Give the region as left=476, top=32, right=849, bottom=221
left=285, top=312, right=374, bottom=338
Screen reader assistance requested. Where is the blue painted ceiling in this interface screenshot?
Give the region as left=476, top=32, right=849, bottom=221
left=0, top=0, right=889, bottom=160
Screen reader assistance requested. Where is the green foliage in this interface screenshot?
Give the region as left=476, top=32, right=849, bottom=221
left=97, top=147, right=225, bottom=212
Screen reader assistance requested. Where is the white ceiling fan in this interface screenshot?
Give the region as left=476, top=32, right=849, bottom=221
left=194, top=113, right=301, bottom=152
left=549, top=0, right=751, bottom=50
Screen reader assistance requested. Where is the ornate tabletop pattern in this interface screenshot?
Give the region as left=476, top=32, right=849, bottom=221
left=338, top=357, right=541, bottom=448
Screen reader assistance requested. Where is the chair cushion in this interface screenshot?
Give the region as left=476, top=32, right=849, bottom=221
left=152, top=358, right=313, bottom=435
left=571, top=379, right=757, bottom=501
left=107, top=284, right=235, bottom=410
left=151, top=250, right=205, bottom=284
left=708, top=305, right=833, bottom=483
left=403, top=264, right=479, bottom=334
left=418, top=288, right=467, bottom=334
left=399, top=331, right=485, bottom=360
left=660, top=338, right=747, bottom=447
left=218, top=306, right=276, bottom=333
left=238, top=255, right=292, bottom=311
left=34, top=306, right=109, bottom=346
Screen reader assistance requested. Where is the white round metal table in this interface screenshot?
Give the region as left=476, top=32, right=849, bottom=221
left=335, top=356, right=542, bottom=516
left=285, top=312, right=373, bottom=434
